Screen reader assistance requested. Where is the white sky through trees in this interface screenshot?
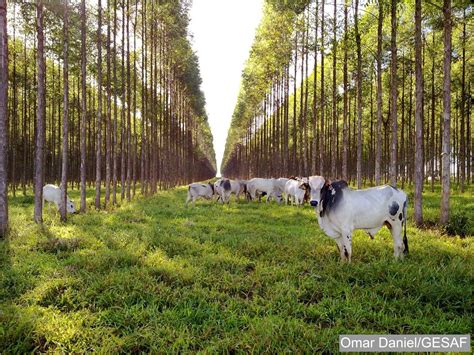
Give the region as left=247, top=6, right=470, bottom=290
left=189, top=0, right=264, bottom=176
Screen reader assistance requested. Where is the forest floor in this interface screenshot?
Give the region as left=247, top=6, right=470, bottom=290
left=1, top=184, right=473, bottom=352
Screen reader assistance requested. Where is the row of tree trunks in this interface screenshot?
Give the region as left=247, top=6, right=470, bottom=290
left=1, top=0, right=216, bottom=231
left=222, top=0, right=466, bottom=226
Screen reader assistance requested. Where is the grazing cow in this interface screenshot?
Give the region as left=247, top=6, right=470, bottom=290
left=43, top=184, right=76, bottom=213
left=246, top=178, right=282, bottom=204
left=285, top=178, right=310, bottom=206
left=214, top=178, right=232, bottom=204
left=308, top=176, right=408, bottom=262
left=186, top=182, right=215, bottom=207
left=273, top=178, right=289, bottom=200
left=236, top=180, right=247, bottom=200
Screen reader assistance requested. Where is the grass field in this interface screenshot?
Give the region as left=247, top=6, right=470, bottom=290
left=1, top=185, right=473, bottom=352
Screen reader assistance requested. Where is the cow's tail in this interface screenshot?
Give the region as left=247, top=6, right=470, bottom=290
left=403, top=197, right=409, bottom=255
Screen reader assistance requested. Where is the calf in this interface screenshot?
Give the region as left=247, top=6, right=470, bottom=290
left=308, top=176, right=408, bottom=262
left=186, top=182, right=214, bottom=207
left=285, top=178, right=310, bottom=206
left=43, top=184, right=76, bottom=213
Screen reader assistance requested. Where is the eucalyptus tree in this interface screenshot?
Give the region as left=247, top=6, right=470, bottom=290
left=94, top=0, right=101, bottom=209
left=414, top=0, right=423, bottom=225
left=0, top=0, right=7, bottom=237
left=60, top=0, right=69, bottom=222
left=440, top=0, right=452, bottom=224
left=34, top=0, right=45, bottom=224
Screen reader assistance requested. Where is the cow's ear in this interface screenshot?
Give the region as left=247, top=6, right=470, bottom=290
left=324, top=178, right=331, bottom=186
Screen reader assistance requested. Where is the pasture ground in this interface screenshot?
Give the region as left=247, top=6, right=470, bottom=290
left=1, top=185, right=473, bottom=352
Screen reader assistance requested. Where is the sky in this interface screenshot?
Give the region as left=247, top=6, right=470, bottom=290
left=189, top=0, right=264, bottom=176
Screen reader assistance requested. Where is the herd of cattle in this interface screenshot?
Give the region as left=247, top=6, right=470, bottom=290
left=41, top=177, right=409, bottom=262
left=187, top=176, right=409, bottom=262
left=186, top=177, right=310, bottom=206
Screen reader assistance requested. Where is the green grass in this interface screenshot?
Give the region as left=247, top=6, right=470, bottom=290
left=1, top=186, right=473, bottom=353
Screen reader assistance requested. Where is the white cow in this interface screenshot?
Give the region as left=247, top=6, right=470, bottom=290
left=246, top=178, right=282, bottom=204
left=285, top=178, right=309, bottom=205
left=186, top=182, right=215, bottom=207
left=274, top=178, right=289, bottom=199
left=43, top=184, right=76, bottom=213
left=308, top=176, right=408, bottom=262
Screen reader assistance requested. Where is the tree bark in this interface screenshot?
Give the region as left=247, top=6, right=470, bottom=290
left=95, top=0, right=102, bottom=209
left=389, top=0, right=398, bottom=186
left=105, top=0, right=112, bottom=206
left=355, top=0, right=362, bottom=188
left=0, top=0, right=7, bottom=237
left=375, top=0, right=383, bottom=185
left=414, top=0, right=423, bottom=225
left=320, top=0, right=325, bottom=175
left=331, top=0, right=337, bottom=178
left=80, top=0, right=88, bottom=212
left=34, top=0, right=45, bottom=224
left=342, top=0, right=348, bottom=181
left=440, top=0, right=451, bottom=224
left=60, top=0, right=69, bottom=222
left=460, top=8, right=466, bottom=192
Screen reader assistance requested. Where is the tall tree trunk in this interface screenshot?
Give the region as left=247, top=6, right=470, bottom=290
left=11, top=5, right=16, bottom=197
left=375, top=0, right=383, bottom=185
left=126, top=0, right=131, bottom=201
left=342, top=0, right=348, bottom=181
left=292, top=31, right=298, bottom=173
left=389, top=0, right=398, bottom=186
left=440, top=0, right=451, bottom=224
left=80, top=0, right=87, bottom=212
left=460, top=8, right=466, bottom=192
left=355, top=0, right=362, bottom=188
left=430, top=33, right=435, bottom=191
left=95, top=0, right=102, bottom=209
left=34, top=0, right=45, bottom=224
left=0, top=0, right=7, bottom=237
left=112, top=0, right=118, bottom=204
left=105, top=0, right=111, bottom=206
left=331, top=0, right=337, bottom=178
left=60, top=0, right=69, bottom=222
left=312, top=1, right=318, bottom=175
left=414, top=0, right=423, bottom=225
left=320, top=0, right=325, bottom=175
left=120, top=0, right=125, bottom=200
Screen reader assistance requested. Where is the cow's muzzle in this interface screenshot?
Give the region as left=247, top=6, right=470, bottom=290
left=310, top=200, right=318, bottom=207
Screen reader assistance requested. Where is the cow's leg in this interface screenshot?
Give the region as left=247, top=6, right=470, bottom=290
left=185, top=192, right=191, bottom=207
left=390, top=223, right=404, bottom=259
left=336, top=232, right=352, bottom=263
left=192, top=196, right=196, bottom=208
left=343, top=233, right=353, bottom=263
left=335, top=237, right=346, bottom=261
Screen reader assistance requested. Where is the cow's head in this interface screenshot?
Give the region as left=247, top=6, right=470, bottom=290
left=274, top=193, right=283, bottom=204
left=308, top=176, right=326, bottom=208
left=214, top=180, right=222, bottom=193
left=66, top=198, right=76, bottom=213
left=299, top=181, right=311, bottom=202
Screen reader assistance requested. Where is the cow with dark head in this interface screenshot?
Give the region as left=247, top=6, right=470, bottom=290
left=308, top=176, right=408, bottom=262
